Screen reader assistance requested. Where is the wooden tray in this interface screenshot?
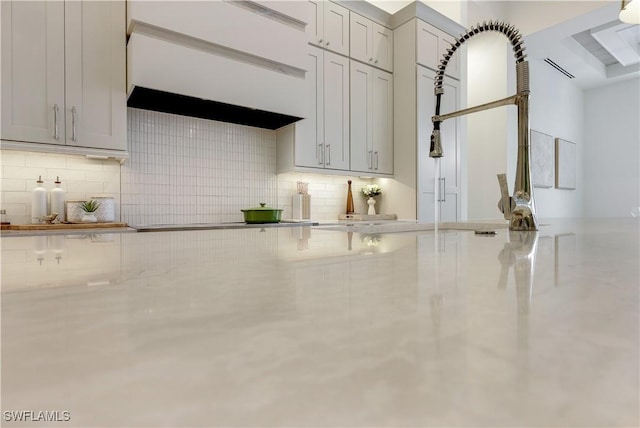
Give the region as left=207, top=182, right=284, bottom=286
left=1, top=222, right=128, bottom=231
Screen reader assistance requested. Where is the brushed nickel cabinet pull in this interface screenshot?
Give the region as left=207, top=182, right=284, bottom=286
left=53, top=104, right=59, bottom=140
left=71, top=106, right=78, bottom=142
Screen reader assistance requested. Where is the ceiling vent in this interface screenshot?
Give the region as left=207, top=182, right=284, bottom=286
left=544, top=58, right=576, bottom=79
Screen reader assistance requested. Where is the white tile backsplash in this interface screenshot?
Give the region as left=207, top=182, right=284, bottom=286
left=123, top=108, right=277, bottom=226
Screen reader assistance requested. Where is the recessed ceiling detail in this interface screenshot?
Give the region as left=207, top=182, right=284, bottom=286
left=572, top=20, right=640, bottom=68
left=572, top=28, right=619, bottom=66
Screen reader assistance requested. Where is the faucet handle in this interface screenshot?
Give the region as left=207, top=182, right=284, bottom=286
left=497, top=174, right=514, bottom=220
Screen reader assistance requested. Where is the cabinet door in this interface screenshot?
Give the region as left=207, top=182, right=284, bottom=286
left=351, top=64, right=393, bottom=175
left=350, top=12, right=372, bottom=66
left=372, top=69, right=393, bottom=174
left=323, top=52, right=349, bottom=171
left=307, top=0, right=322, bottom=47
left=420, top=192, right=436, bottom=223
left=1, top=1, right=65, bottom=144
left=441, top=192, right=458, bottom=221
left=416, top=20, right=458, bottom=79
left=350, top=13, right=393, bottom=73
left=65, top=1, right=126, bottom=150
left=416, top=20, right=440, bottom=71
left=372, top=24, right=393, bottom=72
left=419, top=191, right=457, bottom=223
left=350, top=60, right=372, bottom=173
left=295, top=48, right=324, bottom=168
left=323, top=2, right=349, bottom=56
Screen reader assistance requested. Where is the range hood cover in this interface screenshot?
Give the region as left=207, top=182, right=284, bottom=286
left=127, top=87, right=302, bottom=130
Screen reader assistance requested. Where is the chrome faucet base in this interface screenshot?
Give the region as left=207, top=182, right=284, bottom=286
left=510, top=205, right=538, bottom=231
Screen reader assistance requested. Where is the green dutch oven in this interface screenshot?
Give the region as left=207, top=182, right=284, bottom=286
left=241, top=203, right=283, bottom=224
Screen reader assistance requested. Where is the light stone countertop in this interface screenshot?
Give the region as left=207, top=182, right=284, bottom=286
left=1, top=218, right=638, bottom=427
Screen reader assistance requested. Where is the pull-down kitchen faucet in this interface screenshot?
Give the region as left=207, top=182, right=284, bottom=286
left=430, top=21, right=538, bottom=231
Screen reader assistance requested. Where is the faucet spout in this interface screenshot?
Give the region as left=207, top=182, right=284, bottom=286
left=429, top=21, right=538, bottom=231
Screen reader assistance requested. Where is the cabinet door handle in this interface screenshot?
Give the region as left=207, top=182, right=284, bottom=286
left=318, top=143, right=324, bottom=165
left=318, top=38, right=323, bottom=44
left=374, top=59, right=379, bottom=64
left=369, top=57, right=373, bottom=62
left=374, top=151, right=379, bottom=170
left=368, top=150, right=373, bottom=168
left=326, top=144, right=331, bottom=165
left=71, top=106, right=78, bottom=142
left=441, top=177, right=446, bottom=202
left=325, top=41, right=330, bottom=46
left=53, top=104, right=59, bottom=140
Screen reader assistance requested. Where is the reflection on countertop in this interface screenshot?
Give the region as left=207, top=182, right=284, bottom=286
left=133, top=220, right=319, bottom=232
left=1, top=219, right=638, bottom=427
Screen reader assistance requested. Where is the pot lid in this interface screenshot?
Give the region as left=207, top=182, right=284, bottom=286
left=242, top=203, right=283, bottom=212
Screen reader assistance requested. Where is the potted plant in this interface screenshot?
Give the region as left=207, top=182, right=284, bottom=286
left=362, top=184, right=382, bottom=215
left=79, top=199, right=101, bottom=223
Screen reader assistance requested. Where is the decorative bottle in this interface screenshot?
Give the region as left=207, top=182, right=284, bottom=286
left=346, top=180, right=355, bottom=214
left=31, top=176, right=47, bottom=224
left=50, top=176, right=65, bottom=222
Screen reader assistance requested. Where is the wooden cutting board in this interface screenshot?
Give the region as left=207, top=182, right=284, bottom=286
left=1, top=222, right=128, bottom=231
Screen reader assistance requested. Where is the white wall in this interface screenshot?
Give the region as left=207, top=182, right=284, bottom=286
left=583, top=78, right=640, bottom=217
left=526, top=58, right=585, bottom=218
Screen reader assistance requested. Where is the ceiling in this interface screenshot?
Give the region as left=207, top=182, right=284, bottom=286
left=525, top=2, right=639, bottom=89
left=365, top=0, right=640, bottom=89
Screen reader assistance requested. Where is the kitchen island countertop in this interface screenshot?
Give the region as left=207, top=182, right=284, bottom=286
left=1, top=218, right=638, bottom=427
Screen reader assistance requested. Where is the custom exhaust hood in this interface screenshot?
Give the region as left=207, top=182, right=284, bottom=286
left=127, top=87, right=303, bottom=131
left=126, top=1, right=308, bottom=130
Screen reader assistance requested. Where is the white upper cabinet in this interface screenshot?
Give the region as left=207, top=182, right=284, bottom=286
left=1, top=1, right=65, bottom=145
left=1, top=1, right=126, bottom=152
left=322, top=51, right=350, bottom=171
left=276, top=48, right=349, bottom=173
left=416, top=19, right=459, bottom=79
left=350, top=13, right=393, bottom=72
left=293, top=48, right=324, bottom=169
left=65, top=1, right=126, bottom=150
left=350, top=61, right=393, bottom=175
left=307, top=1, right=349, bottom=56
